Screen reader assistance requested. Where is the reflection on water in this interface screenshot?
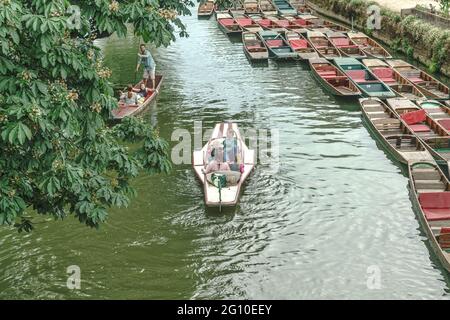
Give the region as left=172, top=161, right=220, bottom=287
left=1, top=7, right=450, bottom=299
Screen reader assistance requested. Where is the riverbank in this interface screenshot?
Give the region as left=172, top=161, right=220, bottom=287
left=371, top=0, right=434, bottom=12
left=307, top=0, right=450, bottom=77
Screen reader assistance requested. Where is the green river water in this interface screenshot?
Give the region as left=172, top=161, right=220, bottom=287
left=1, top=8, right=450, bottom=299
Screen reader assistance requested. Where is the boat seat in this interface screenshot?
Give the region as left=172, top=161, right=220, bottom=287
left=401, top=109, right=426, bottom=125
left=290, top=39, right=308, bottom=49
left=438, top=228, right=450, bottom=248
left=346, top=70, right=367, bottom=82
left=237, top=19, right=253, bottom=26
left=266, top=39, right=283, bottom=47
left=372, top=68, right=396, bottom=84
left=247, top=45, right=263, bottom=51
left=220, top=19, right=237, bottom=26
left=437, top=119, right=450, bottom=130
left=409, top=124, right=430, bottom=132
left=331, top=38, right=350, bottom=47
left=419, top=192, right=450, bottom=221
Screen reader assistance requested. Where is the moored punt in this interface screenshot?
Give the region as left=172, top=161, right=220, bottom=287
left=386, top=98, right=450, bottom=165
left=256, top=17, right=286, bottom=33
left=417, top=100, right=450, bottom=133
left=347, top=32, right=392, bottom=59
left=285, top=31, right=319, bottom=60
left=243, top=0, right=259, bottom=14
left=386, top=60, right=450, bottom=101
left=326, top=32, right=367, bottom=59
left=217, top=13, right=243, bottom=35
left=409, top=161, right=450, bottom=273
left=198, top=1, right=215, bottom=18
left=112, top=76, right=163, bottom=121
left=334, top=58, right=396, bottom=98
left=307, top=31, right=341, bottom=60
left=258, top=30, right=298, bottom=59
left=259, top=0, right=277, bottom=16
left=192, top=122, right=255, bottom=208
left=359, top=97, right=434, bottom=165
left=234, top=14, right=263, bottom=32
left=362, top=59, right=426, bottom=101
left=273, top=0, right=297, bottom=16
left=447, top=101, right=450, bottom=108
left=310, top=58, right=361, bottom=97
left=242, top=31, right=269, bottom=61
left=229, top=1, right=245, bottom=16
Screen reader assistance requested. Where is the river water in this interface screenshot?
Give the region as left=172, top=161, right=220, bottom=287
left=1, top=8, right=450, bottom=299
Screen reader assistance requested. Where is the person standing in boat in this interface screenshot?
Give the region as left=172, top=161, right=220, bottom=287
left=136, top=44, right=156, bottom=91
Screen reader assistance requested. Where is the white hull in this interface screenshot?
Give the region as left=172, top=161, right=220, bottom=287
left=193, top=123, right=255, bottom=207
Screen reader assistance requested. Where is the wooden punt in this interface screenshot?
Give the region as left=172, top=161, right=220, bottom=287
left=259, top=0, right=277, bottom=16
left=326, top=32, right=367, bottom=59
left=229, top=1, right=245, bottom=16
left=285, top=31, right=319, bottom=60
left=192, top=122, right=255, bottom=208
left=307, top=31, right=341, bottom=60
left=409, top=161, right=450, bottom=273
left=243, top=0, right=259, bottom=14
left=386, top=98, right=450, bottom=165
left=198, top=1, right=215, bottom=18
left=446, top=101, right=450, bottom=108
left=234, top=14, right=263, bottom=32
left=347, top=32, right=392, bottom=59
left=359, top=97, right=434, bottom=164
left=310, top=58, right=361, bottom=97
left=273, top=0, right=297, bottom=16
left=217, top=13, right=243, bottom=35
left=258, top=30, right=298, bottom=59
left=334, top=58, right=396, bottom=98
left=112, top=76, right=163, bottom=121
left=242, top=31, right=269, bottom=61
left=386, top=60, right=450, bottom=101
left=417, top=100, right=450, bottom=132
left=362, top=59, right=426, bottom=101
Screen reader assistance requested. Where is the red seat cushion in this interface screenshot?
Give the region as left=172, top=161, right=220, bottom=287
left=294, top=19, right=307, bottom=25
left=438, top=119, right=450, bottom=130
left=332, top=38, right=350, bottom=47
left=420, top=192, right=450, bottom=222
left=423, top=208, right=450, bottom=221
left=258, top=19, right=271, bottom=27
left=401, top=109, right=426, bottom=125
left=266, top=39, right=283, bottom=47
left=409, top=124, right=430, bottom=132
left=346, top=70, right=367, bottom=82
left=220, top=19, right=236, bottom=26
left=290, top=39, right=308, bottom=49
left=372, top=68, right=395, bottom=83
left=236, top=18, right=252, bottom=27
left=276, top=21, right=289, bottom=27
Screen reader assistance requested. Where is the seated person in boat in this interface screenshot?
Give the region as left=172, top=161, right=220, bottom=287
left=119, top=85, right=139, bottom=107
left=204, top=147, right=230, bottom=174
left=134, top=83, right=150, bottom=99
left=223, top=128, right=238, bottom=163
